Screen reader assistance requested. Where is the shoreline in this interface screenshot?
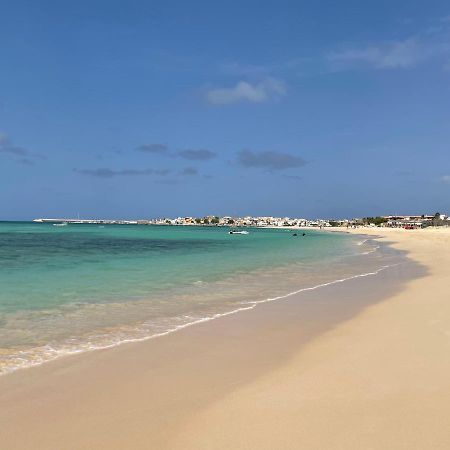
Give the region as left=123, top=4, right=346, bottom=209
left=170, top=227, right=450, bottom=449
left=0, top=229, right=380, bottom=376
left=1, top=228, right=449, bottom=449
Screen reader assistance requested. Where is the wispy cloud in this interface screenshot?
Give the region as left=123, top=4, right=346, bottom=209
left=328, top=38, right=425, bottom=69
left=327, top=20, right=450, bottom=71
left=0, top=134, right=27, bottom=156
left=206, top=78, right=286, bottom=105
left=219, top=62, right=269, bottom=77
left=135, top=144, right=217, bottom=161
left=179, top=167, right=198, bottom=176
left=135, top=143, right=217, bottom=162
left=284, top=174, right=303, bottom=181
left=218, top=58, right=309, bottom=78
left=0, top=132, right=44, bottom=164
left=135, top=143, right=169, bottom=154
left=236, top=149, right=307, bottom=171
left=178, top=149, right=216, bottom=160
left=74, top=168, right=170, bottom=178
left=440, top=174, right=450, bottom=183
left=18, top=158, right=35, bottom=166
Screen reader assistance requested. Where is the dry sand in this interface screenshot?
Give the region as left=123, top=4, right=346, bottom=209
left=1, top=227, right=450, bottom=449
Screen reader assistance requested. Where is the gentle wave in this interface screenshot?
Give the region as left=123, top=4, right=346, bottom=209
left=242, top=263, right=396, bottom=305
left=0, top=263, right=397, bottom=376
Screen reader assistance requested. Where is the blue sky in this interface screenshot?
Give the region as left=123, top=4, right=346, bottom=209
left=1, top=0, right=450, bottom=220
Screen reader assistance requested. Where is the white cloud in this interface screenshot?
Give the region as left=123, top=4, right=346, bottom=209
left=206, top=78, right=286, bottom=105
left=441, top=175, right=450, bottom=183
left=328, top=38, right=424, bottom=69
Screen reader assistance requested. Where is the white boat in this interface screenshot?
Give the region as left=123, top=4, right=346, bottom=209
left=229, top=230, right=249, bottom=235
left=53, top=222, right=68, bottom=227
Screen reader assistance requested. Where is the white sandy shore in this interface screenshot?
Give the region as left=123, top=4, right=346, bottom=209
left=169, top=227, right=450, bottom=449
left=0, top=227, right=449, bottom=449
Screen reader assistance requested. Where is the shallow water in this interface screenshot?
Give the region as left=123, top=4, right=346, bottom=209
left=0, top=222, right=399, bottom=374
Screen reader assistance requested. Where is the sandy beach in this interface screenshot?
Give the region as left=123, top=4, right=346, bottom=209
left=1, top=227, right=450, bottom=449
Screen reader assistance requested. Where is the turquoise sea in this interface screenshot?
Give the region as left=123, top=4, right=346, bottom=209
left=0, top=222, right=396, bottom=374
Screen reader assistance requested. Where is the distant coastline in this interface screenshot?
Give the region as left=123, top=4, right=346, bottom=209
left=32, top=212, right=450, bottom=229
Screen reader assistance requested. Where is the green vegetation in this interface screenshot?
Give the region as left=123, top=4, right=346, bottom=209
left=362, top=217, right=388, bottom=226
left=431, top=212, right=446, bottom=227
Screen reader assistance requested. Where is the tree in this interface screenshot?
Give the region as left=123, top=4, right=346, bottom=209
left=432, top=212, right=442, bottom=227
left=363, top=217, right=388, bottom=226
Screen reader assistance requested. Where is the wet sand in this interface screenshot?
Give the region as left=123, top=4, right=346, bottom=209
left=1, top=228, right=449, bottom=449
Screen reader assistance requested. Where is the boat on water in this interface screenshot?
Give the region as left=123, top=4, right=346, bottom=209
left=229, top=230, right=249, bottom=235
left=53, top=222, right=68, bottom=227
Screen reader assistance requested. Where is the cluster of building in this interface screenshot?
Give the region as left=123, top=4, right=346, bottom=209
left=33, top=213, right=449, bottom=229
left=380, top=214, right=449, bottom=228
left=329, top=214, right=450, bottom=229
left=146, top=216, right=333, bottom=228
left=33, top=216, right=333, bottom=227
left=144, top=213, right=449, bottom=229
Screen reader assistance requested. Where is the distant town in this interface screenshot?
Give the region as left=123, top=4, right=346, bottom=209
left=33, top=213, right=450, bottom=229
